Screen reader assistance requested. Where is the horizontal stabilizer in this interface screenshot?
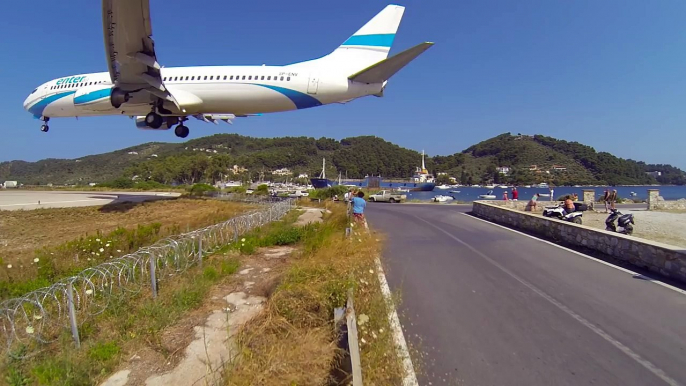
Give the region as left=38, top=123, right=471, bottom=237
left=348, top=42, right=434, bottom=84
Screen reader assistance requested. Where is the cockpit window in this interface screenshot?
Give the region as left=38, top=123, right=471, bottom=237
left=30, top=88, right=37, bottom=94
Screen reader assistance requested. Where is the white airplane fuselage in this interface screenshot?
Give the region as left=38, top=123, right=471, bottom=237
left=23, top=65, right=382, bottom=119
left=22, top=4, right=431, bottom=137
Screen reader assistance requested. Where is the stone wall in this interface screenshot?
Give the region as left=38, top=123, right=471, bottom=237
left=472, top=201, right=686, bottom=283
left=647, top=189, right=686, bottom=210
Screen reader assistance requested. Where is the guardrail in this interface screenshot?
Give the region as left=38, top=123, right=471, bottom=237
left=0, top=199, right=294, bottom=358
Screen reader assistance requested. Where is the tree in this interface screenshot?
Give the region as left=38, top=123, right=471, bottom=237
left=436, top=174, right=452, bottom=185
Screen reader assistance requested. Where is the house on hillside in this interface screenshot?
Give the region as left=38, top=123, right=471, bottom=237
left=646, top=171, right=662, bottom=178
left=496, top=166, right=510, bottom=175
left=529, top=165, right=538, bottom=171
left=232, top=165, right=248, bottom=174
left=552, top=165, right=567, bottom=171
left=273, top=168, right=292, bottom=176
left=298, top=173, right=309, bottom=179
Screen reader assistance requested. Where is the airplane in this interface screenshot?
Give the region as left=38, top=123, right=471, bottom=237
left=23, top=2, right=433, bottom=139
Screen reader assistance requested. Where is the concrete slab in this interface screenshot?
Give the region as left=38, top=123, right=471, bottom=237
left=0, top=191, right=180, bottom=211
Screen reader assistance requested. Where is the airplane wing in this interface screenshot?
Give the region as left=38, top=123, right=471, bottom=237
left=102, top=0, right=180, bottom=111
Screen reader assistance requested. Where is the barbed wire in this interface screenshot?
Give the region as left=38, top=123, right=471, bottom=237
left=0, top=199, right=293, bottom=358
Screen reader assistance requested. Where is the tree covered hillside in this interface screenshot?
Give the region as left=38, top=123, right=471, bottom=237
left=0, top=133, right=683, bottom=186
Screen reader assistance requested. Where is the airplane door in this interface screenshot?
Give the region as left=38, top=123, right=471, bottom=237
left=307, top=75, right=319, bottom=95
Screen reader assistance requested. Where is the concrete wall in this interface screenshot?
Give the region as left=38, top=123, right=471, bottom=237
left=472, top=201, right=686, bottom=283
left=647, top=189, right=686, bottom=210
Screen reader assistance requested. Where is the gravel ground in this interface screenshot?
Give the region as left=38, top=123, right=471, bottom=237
left=579, top=209, right=686, bottom=248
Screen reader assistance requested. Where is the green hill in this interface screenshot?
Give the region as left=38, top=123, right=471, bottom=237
left=0, top=133, right=683, bottom=186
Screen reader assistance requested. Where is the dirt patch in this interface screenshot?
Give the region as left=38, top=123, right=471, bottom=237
left=0, top=198, right=253, bottom=265
left=294, top=207, right=326, bottom=227
left=100, top=246, right=296, bottom=386
left=580, top=210, right=686, bottom=248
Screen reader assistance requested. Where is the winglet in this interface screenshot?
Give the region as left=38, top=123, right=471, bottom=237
left=348, top=42, right=434, bottom=84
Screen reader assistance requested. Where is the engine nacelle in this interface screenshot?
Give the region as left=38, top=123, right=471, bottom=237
left=74, top=85, right=117, bottom=112
left=135, top=116, right=178, bottom=130
left=110, top=87, right=131, bottom=108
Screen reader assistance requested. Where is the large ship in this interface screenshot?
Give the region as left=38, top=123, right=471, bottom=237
left=310, top=158, right=333, bottom=189
left=407, top=150, right=436, bottom=191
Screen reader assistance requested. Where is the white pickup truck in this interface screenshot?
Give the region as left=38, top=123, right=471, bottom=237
left=368, top=190, right=407, bottom=203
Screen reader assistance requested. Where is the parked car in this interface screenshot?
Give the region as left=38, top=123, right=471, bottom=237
left=368, top=190, right=406, bottom=203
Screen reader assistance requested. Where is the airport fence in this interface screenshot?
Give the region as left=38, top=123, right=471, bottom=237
left=0, top=199, right=294, bottom=358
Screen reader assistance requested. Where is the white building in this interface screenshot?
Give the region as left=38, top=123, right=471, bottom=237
left=646, top=171, right=662, bottom=178
left=298, top=173, right=309, bottom=179
left=273, top=168, right=292, bottom=176
left=497, top=166, right=510, bottom=175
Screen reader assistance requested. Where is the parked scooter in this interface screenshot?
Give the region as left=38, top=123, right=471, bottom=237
left=542, top=202, right=587, bottom=224
left=605, top=209, right=635, bottom=235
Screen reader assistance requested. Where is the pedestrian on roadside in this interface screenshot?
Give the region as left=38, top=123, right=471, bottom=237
left=351, top=191, right=367, bottom=226
left=603, top=189, right=610, bottom=212
left=502, top=191, right=509, bottom=201
left=511, top=187, right=519, bottom=201
left=549, top=187, right=555, bottom=202
left=608, top=189, right=618, bottom=210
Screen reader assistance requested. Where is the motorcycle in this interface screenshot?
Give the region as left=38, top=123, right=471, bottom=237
left=542, top=202, right=587, bottom=224
left=605, top=209, right=635, bottom=235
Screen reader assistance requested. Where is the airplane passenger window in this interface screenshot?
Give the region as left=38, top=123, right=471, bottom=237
left=261, top=76, right=264, bottom=80
left=191, top=76, right=195, bottom=80
left=163, top=77, right=167, bottom=81
left=242, top=76, right=246, bottom=80
left=248, top=76, right=252, bottom=80
left=223, top=76, right=227, bottom=80
left=280, top=76, right=284, bottom=81
left=209, top=76, right=213, bottom=80
left=287, top=77, right=291, bottom=81
left=230, top=76, right=234, bottom=80
left=267, top=76, right=271, bottom=80
left=204, top=76, right=208, bottom=80
left=185, top=76, right=189, bottom=80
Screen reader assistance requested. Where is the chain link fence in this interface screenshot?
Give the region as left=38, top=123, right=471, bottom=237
left=0, top=199, right=293, bottom=358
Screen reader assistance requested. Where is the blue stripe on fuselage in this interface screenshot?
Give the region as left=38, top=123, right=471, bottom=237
left=342, top=34, right=395, bottom=48
left=28, top=91, right=76, bottom=118
left=256, top=84, right=322, bottom=109
left=74, top=88, right=111, bottom=105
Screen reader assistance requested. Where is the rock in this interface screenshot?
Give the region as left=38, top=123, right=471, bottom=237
left=101, top=370, right=131, bottom=386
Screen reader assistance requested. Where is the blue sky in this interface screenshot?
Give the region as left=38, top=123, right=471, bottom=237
left=2, top=0, right=685, bottom=168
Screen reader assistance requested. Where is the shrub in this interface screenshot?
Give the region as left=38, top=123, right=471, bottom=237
left=255, top=184, right=269, bottom=195
left=189, top=183, right=217, bottom=197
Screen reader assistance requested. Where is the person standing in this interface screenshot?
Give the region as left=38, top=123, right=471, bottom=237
left=528, top=193, right=540, bottom=211
left=351, top=191, right=367, bottom=226
left=608, top=189, right=618, bottom=210
left=603, top=189, right=611, bottom=212
left=549, top=187, right=555, bottom=202
left=511, top=187, right=519, bottom=201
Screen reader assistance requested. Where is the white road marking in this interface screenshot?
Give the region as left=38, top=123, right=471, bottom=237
left=460, top=213, right=686, bottom=296
left=417, top=215, right=681, bottom=386
left=375, top=257, right=419, bottom=386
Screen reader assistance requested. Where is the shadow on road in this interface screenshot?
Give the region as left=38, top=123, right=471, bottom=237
left=464, top=211, right=686, bottom=292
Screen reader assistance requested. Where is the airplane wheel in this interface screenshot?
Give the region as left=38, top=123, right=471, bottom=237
left=40, top=125, right=49, bottom=132
left=145, top=112, right=163, bottom=129
left=175, top=124, right=189, bottom=138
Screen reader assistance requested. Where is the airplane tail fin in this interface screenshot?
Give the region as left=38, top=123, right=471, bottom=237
left=348, top=42, right=434, bottom=84
left=303, top=5, right=405, bottom=75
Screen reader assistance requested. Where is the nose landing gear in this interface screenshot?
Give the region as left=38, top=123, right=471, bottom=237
left=39, top=117, right=49, bottom=132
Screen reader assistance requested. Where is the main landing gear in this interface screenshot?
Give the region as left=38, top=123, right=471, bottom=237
left=174, top=124, right=189, bottom=138
left=39, top=117, right=49, bottom=132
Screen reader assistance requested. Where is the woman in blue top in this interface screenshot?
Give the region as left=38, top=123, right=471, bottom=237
left=351, top=191, right=367, bottom=224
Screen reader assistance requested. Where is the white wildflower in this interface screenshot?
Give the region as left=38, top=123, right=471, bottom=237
left=96, top=238, right=100, bottom=242
left=25, top=326, right=34, bottom=334
left=379, top=328, right=384, bottom=334
left=116, top=250, right=121, bottom=253
left=96, top=253, right=100, bottom=256
left=34, top=258, right=40, bottom=263
left=369, top=269, right=374, bottom=274
left=361, top=337, right=367, bottom=344
left=33, top=314, right=42, bottom=320
left=91, top=252, right=95, bottom=255
left=241, top=238, right=246, bottom=242
left=85, top=289, right=93, bottom=295
left=6, top=264, right=11, bottom=269
left=99, top=248, right=104, bottom=253
left=105, top=243, right=110, bottom=247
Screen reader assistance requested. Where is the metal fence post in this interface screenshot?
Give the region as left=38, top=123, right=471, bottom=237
left=149, top=254, right=158, bottom=299
left=66, top=282, right=81, bottom=348
left=198, top=234, right=203, bottom=268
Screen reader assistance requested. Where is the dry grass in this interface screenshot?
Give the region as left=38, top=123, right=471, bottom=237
left=0, top=198, right=253, bottom=266
left=225, top=205, right=404, bottom=385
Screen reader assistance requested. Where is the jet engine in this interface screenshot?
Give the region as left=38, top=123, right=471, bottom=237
left=135, top=116, right=179, bottom=130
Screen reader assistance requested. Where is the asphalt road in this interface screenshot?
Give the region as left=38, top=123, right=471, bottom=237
left=366, top=203, right=686, bottom=386
left=0, top=190, right=180, bottom=210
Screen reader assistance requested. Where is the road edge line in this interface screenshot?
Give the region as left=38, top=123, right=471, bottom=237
left=461, top=212, right=686, bottom=296
left=374, top=256, right=419, bottom=386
